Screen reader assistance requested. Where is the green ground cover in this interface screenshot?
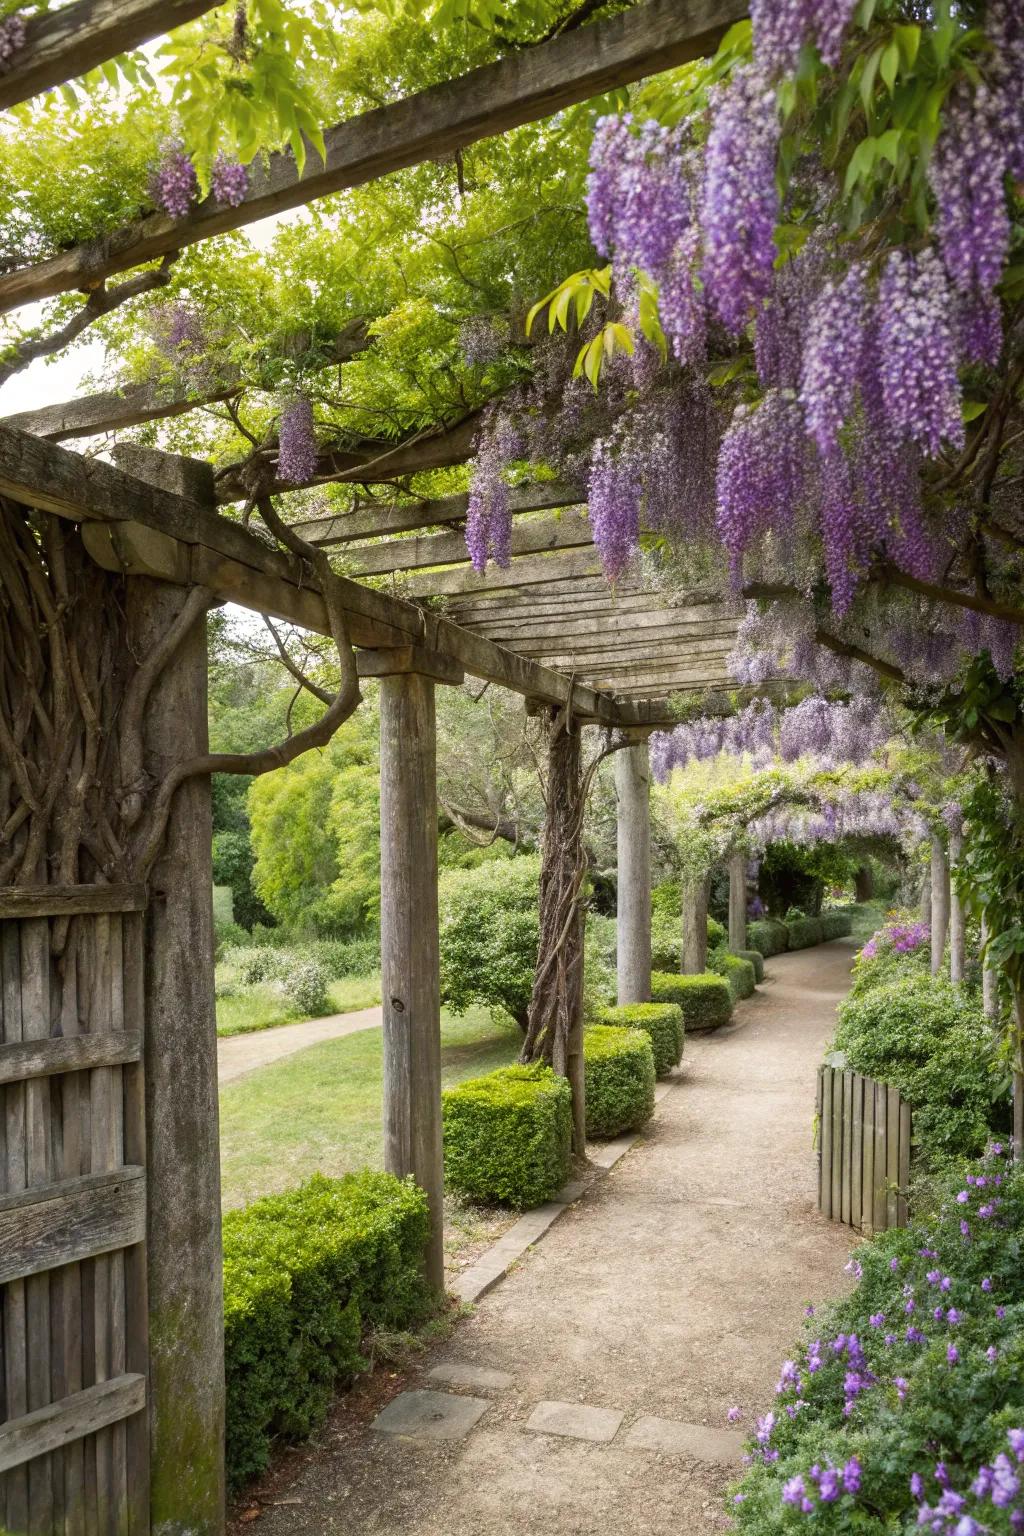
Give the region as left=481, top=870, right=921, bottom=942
left=219, top=1005, right=519, bottom=1208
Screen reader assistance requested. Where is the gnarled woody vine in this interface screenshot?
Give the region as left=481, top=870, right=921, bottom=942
left=0, top=489, right=361, bottom=927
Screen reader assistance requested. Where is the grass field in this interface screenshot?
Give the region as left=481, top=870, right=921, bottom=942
left=219, top=1004, right=520, bottom=1209
left=215, top=970, right=382, bottom=1036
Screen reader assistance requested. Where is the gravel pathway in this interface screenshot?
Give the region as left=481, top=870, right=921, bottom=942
left=232, top=940, right=858, bottom=1534
left=217, top=1006, right=382, bottom=1085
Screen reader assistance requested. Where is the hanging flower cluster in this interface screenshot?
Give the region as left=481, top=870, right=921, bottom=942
left=649, top=695, right=892, bottom=783
left=746, top=788, right=927, bottom=854
left=150, top=139, right=199, bottom=219
left=0, top=11, right=26, bottom=72
left=277, top=395, right=318, bottom=485
left=211, top=152, right=249, bottom=207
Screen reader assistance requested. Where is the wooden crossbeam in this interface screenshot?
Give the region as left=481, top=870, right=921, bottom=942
left=3, top=320, right=370, bottom=441
left=503, top=631, right=740, bottom=664
left=341, top=510, right=593, bottom=576
left=0, top=0, right=220, bottom=112
left=405, top=547, right=605, bottom=597
left=0, top=1376, right=146, bottom=1476
left=0, top=0, right=745, bottom=313
left=465, top=605, right=739, bottom=640
left=0, top=425, right=663, bottom=727
left=296, top=481, right=582, bottom=545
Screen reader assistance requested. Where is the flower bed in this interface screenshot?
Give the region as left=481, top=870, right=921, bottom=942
left=731, top=1146, right=1024, bottom=1534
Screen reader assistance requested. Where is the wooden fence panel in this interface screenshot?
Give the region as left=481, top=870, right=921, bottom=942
left=1, top=893, right=149, bottom=1536
left=816, top=1062, right=912, bottom=1235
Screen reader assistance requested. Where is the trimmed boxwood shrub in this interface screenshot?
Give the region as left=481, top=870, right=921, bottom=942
left=601, top=1002, right=684, bottom=1077
left=651, top=970, right=733, bottom=1031
left=747, top=918, right=790, bottom=957
left=709, top=949, right=756, bottom=1001
left=223, top=1171, right=433, bottom=1489
left=706, top=915, right=726, bottom=949
left=583, top=1024, right=656, bottom=1137
left=820, top=908, right=854, bottom=940
left=833, top=974, right=1002, bottom=1167
left=650, top=904, right=729, bottom=972
left=737, top=947, right=765, bottom=983
left=784, top=914, right=825, bottom=949
left=441, top=1063, right=571, bottom=1209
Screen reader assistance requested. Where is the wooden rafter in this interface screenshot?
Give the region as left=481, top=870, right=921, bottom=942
left=339, top=509, right=592, bottom=575
left=0, top=0, right=221, bottom=112
left=0, top=0, right=746, bottom=313
left=2, top=321, right=371, bottom=442
left=295, top=480, right=581, bottom=544
left=0, top=423, right=676, bottom=725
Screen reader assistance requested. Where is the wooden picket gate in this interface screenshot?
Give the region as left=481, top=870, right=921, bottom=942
left=0, top=885, right=150, bottom=1536
left=816, top=1058, right=912, bottom=1234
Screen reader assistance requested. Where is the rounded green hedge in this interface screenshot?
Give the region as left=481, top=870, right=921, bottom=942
left=737, top=947, right=765, bottom=983
left=785, top=914, right=825, bottom=949
left=709, top=949, right=756, bottom=1001
left=601, top=1002, right=683, bottom=1077
left=820, top=909, right=854, bottom=940
left=746, top=918, right=790, bottom=957
left=441, top=1063, right=571, bottom=1210
left=583, top=1025, right=656, bottom=1138
left=223, top=1171, right=433, bottom=1489
left=651, top=970, right=733, bottom=1031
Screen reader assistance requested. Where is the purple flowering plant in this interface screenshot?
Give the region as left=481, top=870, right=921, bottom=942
left=731, top=1148, right=1024, bottom=1532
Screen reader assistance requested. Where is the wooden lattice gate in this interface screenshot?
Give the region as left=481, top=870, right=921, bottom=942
left=816, top=1059, right=911, bottom=1234
left=0, top=885, right=150, bottom=1535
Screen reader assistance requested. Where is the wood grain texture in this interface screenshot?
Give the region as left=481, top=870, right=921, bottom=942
left=0, top=1375, right=146, bottom=1475
left=0, top=1167, right=144, bottom=1285
left=0, top=886, right=146, bottom=920
left=0, top=1032, right=141, bottom=1087
left=0, top=0, right=745, bottom=309
left=0, top=0, right=219, bottom=111
left=379, top=672, right=444, bottom=1294
left=296, top=480, right=581, bottom=545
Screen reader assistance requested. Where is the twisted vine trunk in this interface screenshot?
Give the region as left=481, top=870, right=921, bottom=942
left=520, top=709, right=587, bottom=1154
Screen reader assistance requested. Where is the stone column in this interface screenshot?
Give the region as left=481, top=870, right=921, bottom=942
left=728, top=850, right=747, bottom=953
left=681, top=870, right=710, bottom=975
left=615, top=739, right=652, bottom=1005
left=367, top=647, right=463, bottom=1296
left=930, top=834, right=950, bottom=977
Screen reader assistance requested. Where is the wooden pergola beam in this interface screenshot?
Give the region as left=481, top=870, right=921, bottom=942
left=341, top=509, right=592, bottom=576
left=0, top=0, right=745, bottom=313
left=467, top=606, right=740, bottom=640
left=0, top=0, right=221, bottom=112
left=0, top=425, right=663, bottom=727
left=2, top=321, right=370, bottom=442
left=296, top=480, right=582, bottom=545
left=405, top=546, right=605, bottom=597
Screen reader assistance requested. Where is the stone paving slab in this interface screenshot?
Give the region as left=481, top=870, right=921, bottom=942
left=622, top=1415, right=746, bottom=1463
left=524, top=1400, right=625, bottom=1443
left=427, top=1362, right=514, bottom=1393
left=371, top=1389, right=490, bottom=1441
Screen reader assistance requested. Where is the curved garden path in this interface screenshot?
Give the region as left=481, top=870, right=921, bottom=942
left=217, top=1006, right=382, bottom=1084
left=233, top=940, right=859, bottom=1534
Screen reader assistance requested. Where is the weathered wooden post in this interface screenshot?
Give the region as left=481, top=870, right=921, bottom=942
left=930, top=834, right=950, bottom=977
left=365, top=647, right=463, bottom=1296
left=948, top=827, right=965, bottom=985
left=127, top=576, right=225, bottom=1536
left=615, top=738, right=652, bottom=1005
left=727, top=849, right=747, bottom=953
left=681, top=869, right=710, bottom=974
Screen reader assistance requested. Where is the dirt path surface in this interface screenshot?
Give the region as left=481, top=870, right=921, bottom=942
left=217, top=1007, right=382, bottom=1084
left=238, top=941, right=858, bottom=1534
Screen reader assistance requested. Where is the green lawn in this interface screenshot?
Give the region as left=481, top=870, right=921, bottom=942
left=219, top=1005, right=520, bottom=1209
left=215, top=971, right=382, bottom=1037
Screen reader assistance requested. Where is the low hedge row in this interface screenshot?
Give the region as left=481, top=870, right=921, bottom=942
left=736, top=947, right=765, bottom=983
left=584, top=1024, right=656, bottom=1138
left=442, top=1064, right=571, bottom=1210
left=223, top=1171, right=433, bottom=1488
left=601, top=1002, right=684, bottom=1077
left=709, top=949, right=756, bottom=1001
left=651, top=970, right=733, bottom=1031
left=747, top=908, right=853, bottom=956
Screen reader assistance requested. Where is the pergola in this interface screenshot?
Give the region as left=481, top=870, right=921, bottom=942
left=0, top=5, right=748, bottom=1533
